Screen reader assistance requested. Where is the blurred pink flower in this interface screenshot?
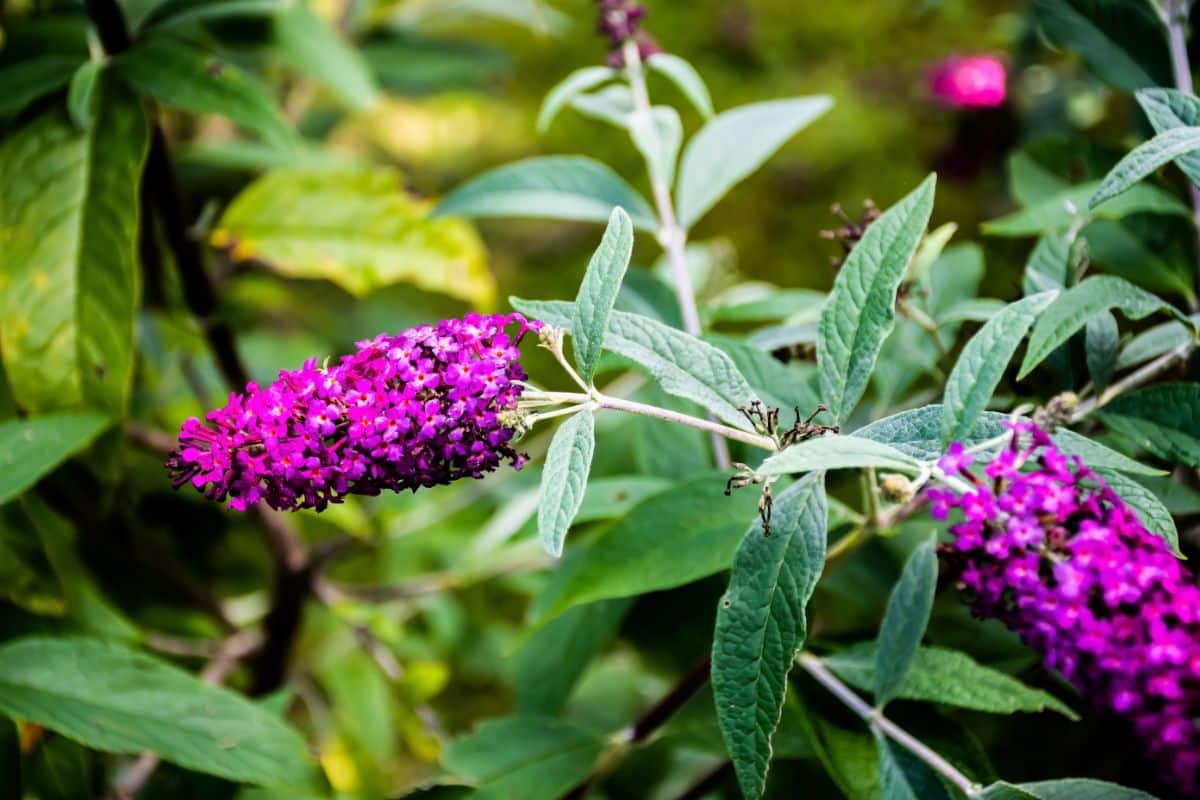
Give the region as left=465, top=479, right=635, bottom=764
left=928, top=55, right=1007, bottom=108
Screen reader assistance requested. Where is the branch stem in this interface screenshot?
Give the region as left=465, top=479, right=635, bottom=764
left=1162, top=0, right=1200, bottom=308
left=1070, top=341, right=1194, bottom=422
left=796, top=652, right=981, bottom=798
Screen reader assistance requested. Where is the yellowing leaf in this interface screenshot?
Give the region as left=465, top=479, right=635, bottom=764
left=215, top=167, right=495, bottom=306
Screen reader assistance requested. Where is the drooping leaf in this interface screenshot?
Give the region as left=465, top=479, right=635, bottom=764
left=674, top=97, right=832, bottom=229
left=758, top=435, right=922, bottom=477
left=712, top=474, right=827, bottom=799
left=1095, top=468, right=1181, bottom=556
left=572, top=207, right=634, bottom=382
left=793, top=692, right=881, bottom=800
left=1117, top=315, right=1198, bottom=369
left=1052, top=428, right=1167, bottom=476
left=874, top=537, right=938, bottom=708
left=0, top=75, right=148, bottom=416
left=434, top=156, right=658, bottom=232
left=272, top=2, right=381, bottom=112
left=1090, top=126, right=1200, bottom=209
left=533, top=472, right=760, bottom=620
left=0, top=56, right=78, bottom=119
left=940, top=291, right=1058, bottom=445
left=818, top=175, right=936, bottom=424
left=646, top=53, right=714, bottom=118
left=0, top=415, right=109, bottom=505
left=1031, top=0, right=1165, bottom=91
left=1084, top=219, right=1196, bottom=302
left=570, top=84, right=633, bottom=128
left=442, top=715, right=603, bottom=800
left=983, top=779, right=1157, bottom=800
left=1137, top=88, right=1200, bottom=185
left=511, top=298, right=760, bottom=429
left=214, top=167, right=495, bottom=305
left=822, top=643, right=1077, bottom=719
left=876, top=732, right=920, bottom=800
left=982, top=183, right=1186, bottom=237
left=1019, top=276, right=1176, bottom=379
left=0, top=636, right=319, bottom=790
left=116, top=35, right=293, bottom=145
left=1084, top=310, right=1119, bottom=392
left=537, top=411, right=596, bottom=558
left=1098, top=384, right=1200, bottom=467
left=65, top=61, right=101, bottom=129
left=137, top=0, right=286, bottom=31
left=537, top=66, right=616, bottom=132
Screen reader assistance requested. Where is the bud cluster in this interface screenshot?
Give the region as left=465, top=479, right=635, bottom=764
left=166, top=313, right=540, bottom=512
left=596, top=0, right=660, bottom=66
left=930, top=422, right=1199, bottom=795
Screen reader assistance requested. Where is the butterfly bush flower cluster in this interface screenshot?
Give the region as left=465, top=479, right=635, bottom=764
left=927, top=55, right=1007, bottom=108
left=166, top=313, right=540, bottom=512
left=929, top=422, right=1200, bottom=795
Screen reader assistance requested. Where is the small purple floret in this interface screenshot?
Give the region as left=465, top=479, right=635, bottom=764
left=166, top=313, right=540, bottom=512
left=935, top=421, right=1200, bottom=796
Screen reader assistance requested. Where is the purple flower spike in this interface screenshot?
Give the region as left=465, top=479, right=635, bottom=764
left=166, top=313, right=541, bottom=512
left=933, top=421, right=1200, bottom=796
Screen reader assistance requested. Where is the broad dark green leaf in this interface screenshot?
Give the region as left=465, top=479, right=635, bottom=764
left=1090, top=126, right=1200, bottom=209
left=138, top=0, right=286, bottom=31
left=573, top=208, right=634, bottom=382
left=983, top=183, right=1186, bottom=237
left=0, top=636, right=318, bottom=789
left=537, top=411, right=596, bottom=558
left=116, top=35, right=292, bottom=145
left=712, top=474, right=827, bottom=799
left=1085, top=219, right=1195, bottom=301
left=512, top=298, right=759, bottom=429
left=940, top=291, right=1058, bottom=445
left=537, top=66, right=616, bottom=132
left=794, top=692, right=880, bottom=800
left=214, top=167, right=494, bottom=305
left=984, top=779, right=1156, bottom=800
left=823, top=643, right=1077, bottom=719
left=512, top=599, right=632, bottom=715
left=646, top=53, right=714, bottom=118
left=1099, top=384, right=1200, bottom=467
left=362, top=34, right=510, bottom=94
left=443, top=715, right=603, bottom=800
left=759, top=435, right=921, bottom=476
left=534, top=472, right=760, bottom=620
left=272, top=2, right=380, bottom=112
left=818, top=174, right=936, bottom=424
left=1019, top=276, right=1175, bottom=379
left=1084, top=310, right=1118, bottom=392
left=434, top=156, right=658, bottom=232
left=1138, top=88, right=1200, bottom=185
left=675, top=97, right=832, bottom=229
left=874, top=537, right=937, bottom=707
left=876, top=732, right=920, bottom=800
left=705, top=334, right=822, bottom=417
left=0, top=56, right=78, bottom=118
left=1117, top=315, right=1198, bottom=369
left=1096, top=468, right=1181, bottom=556
left=0, top=74, right=147, bottom=415
left=0, top=415, right=109, bottom=505
left=1031, top=0, right=1164, bottom=91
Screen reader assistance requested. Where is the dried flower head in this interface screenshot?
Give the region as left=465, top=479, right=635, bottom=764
left=166, top=313, right=540, bottom=512
left=930, top=423, right=1199, bottom=795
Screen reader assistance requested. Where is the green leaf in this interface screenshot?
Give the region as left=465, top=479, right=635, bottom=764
left=512, top=599, right=632, bottom=715
left=794, top=692, right=880, bottom=800
left=1095, top=468, right=1181, bottom=556
left=859, top=405, right=1006, bottom=461
left=443, top=715, right=603, bottom=800
left=434, top=156, right=658, bottom=232
left=0, top=415, right=109, bottom=505
left=985, top=778, right=1157, bottom=800
left=1090, top=126, right=1200, bottom=209
left=874, top=537, right=937, bottom=708
left=1052, top=428, right=1167, bottom=477
left=571, top=475, right=674, bottom=523
left=27, top=735, right=93, bottom=800
left=272, top=2, right=381, bottom=112
left=138, top=0, right=286, bottom=31
left=630, top=105, right=683, bottom=187
left=940, top=291, right=1058, bottom=445
left=0, top=636, right=318, bottom=789
left=706, top=287, right=826, bottom=324
left=1085, top=310, right=1118, bottom=392
left=758, top=435, right=922, bottom=477
left=1137, top=88, right=1200, bottom=186
left=1117, top=315, right=1198, bottom=369
left=537, top=411, right=596, bottom=558
left=712, top=474, right=827, bottom=799
left=876, top=732, right=920, bottom=800
left=116, top=35, right=292, bottom=145
left=1098, top=384, right=1200, bottom=467
left=214, top=167, right=495, bottom=305
left=0, top=56, right=78, bottom=119
left=570, top=85, right=633, bottom=128
left=646, top=53, right=714, bottom=118
left=705, top=334, right=823, bottom=418
left=983, top=183, right=1187, bottom=237
left=65, top=61, right=100, bottom=129
left=512, top=299, right=759, bottom=430
left=0, top=76, right=147, bottom=416
left=675, top=97, right=832, bottom=229
left=1008, top=152, right=1069, bottom=207
left=1031, top=0, right=1160, bottom=91
left=1084, top=219, right=1196, bottom=301
left=818, top=174, right=937, bottom=424
left=573, top=208, right=634, bottom=382
left=823, top=643, right=1078, bottom=719
left=537, top=66, right=616, bottom=132
left=1019, top=276, right=1174, bottom=379
left=1023, top=234, right=1071, bottom=294
left=534, top=472, right=760, bottom=620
